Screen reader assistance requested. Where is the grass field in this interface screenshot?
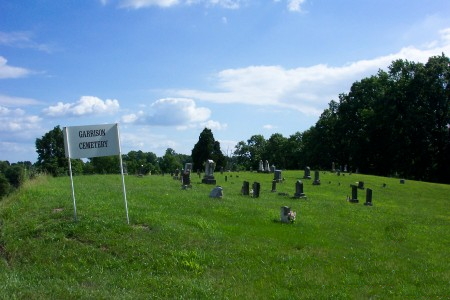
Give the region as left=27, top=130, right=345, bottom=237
left=0, top=171, right=449, bottom=299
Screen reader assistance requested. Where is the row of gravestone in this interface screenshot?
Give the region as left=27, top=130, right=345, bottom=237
left=240, top=179, right=373, bottom=206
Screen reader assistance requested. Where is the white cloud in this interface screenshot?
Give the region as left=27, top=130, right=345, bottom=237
left=263, top=124, right=277, bottom=130
left=121, top=97, right=228, bottom=131
left=123, top=97, right=208, bottom=125
left=0, top=94, right=42, bottom=106
left=117, top=0, right=241, bottom=9
left=287, top=0, right=306, bottom=12
left=120, top=0, right=180, bottom=9
left=0, top=31, right=53, bottom=53
left=119, top=127, right=178, bottom=154
left=0, top=106, right=42, bottom=132
left=43, top=96, right=120, bottom=117
left=0, top=56, right=32, bottom=79
left=200, top=119, right=227, bottom=131
left=174, top=28, right=450, bottom=116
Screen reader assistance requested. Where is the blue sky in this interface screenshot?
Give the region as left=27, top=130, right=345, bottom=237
left=1, top=0, right=450, bottom=163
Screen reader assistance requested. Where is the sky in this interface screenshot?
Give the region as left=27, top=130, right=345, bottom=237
left=1, top=0, right=450, bottom=163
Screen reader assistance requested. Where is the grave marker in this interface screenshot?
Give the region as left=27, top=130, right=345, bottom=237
left=364, top=188, right=373, bottom=206
left=349, top=184, right=359, bottom=203
left=312, top=170, right=321, bottom=185
left=294, top=180, right=306, bottom=198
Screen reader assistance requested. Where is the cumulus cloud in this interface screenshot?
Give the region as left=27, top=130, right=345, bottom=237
left=0, top=56, right=32, bottom=79
left=43, top=96, right=120, bottom=117
left=122, top=97, right=208, bottom=125
left=121, top=97, right=227, bottom=130
left=174, top=28, right=450, bottom=116
left=0, top=106, right=42, bottom=132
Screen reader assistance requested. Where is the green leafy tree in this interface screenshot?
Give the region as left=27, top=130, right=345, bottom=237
left=159, top=148, right=182, bottom=173
left=89, top=156, right=120, bottom=174
left=264, top=133, right=288, bottom=169
left=35, top=125, right=67, bottom=176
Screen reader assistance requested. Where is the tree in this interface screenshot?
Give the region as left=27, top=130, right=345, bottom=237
left=159, top=148, right=182, bottom=173
left=5, top=165, right=25, bottom=188
left=264, top=133, right=288, bottom=169
left=0, top=174, right=11, bottom=199
left=35, top=125, right=67, bottom=176
left=89, top=156, right=120, bottom=174
left=212, top=141, right=226, bottom=170
left=191, top=128, right=225, bottom=171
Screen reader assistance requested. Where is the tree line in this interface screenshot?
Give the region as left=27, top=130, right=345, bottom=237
left=233, top=54, right=450, bottom=183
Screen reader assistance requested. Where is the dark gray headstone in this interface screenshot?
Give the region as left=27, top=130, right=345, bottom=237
left=303, top=166, right=311, bottom=179
left=312, top=170, right=321, bottom=185
left=181, top=171, right=191, bottom=185
left=364, top=188, right=373, bottom=206
left=242, top=181, right=250, bottom=195
left=252, top=182, right=260, bottom=198
left=294, top=180, right=305, bottom=198
left=274, top=170, right=282, bottom=182
left=271, top=180, right=277, bottom=192
left=349, top=184, right=358, bottom=203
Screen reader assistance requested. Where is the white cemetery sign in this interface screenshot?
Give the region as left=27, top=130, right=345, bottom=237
left=63, top=123, right=129, bottom=224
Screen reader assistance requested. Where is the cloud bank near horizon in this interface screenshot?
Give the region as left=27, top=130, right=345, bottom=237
left=173, top=28, right=450, bottom=116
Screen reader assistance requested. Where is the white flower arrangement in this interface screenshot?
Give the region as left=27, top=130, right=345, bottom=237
left=287, top=210, right=296, bottom=223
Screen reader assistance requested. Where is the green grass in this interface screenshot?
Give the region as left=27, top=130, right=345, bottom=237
left=0, top=171, right=449, bottom=299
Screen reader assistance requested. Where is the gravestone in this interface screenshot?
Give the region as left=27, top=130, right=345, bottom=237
left=274, top=170, right=282, bottom=183
left=349, top=184, right=359, bottom=203
left=400, top=179, right=405, bottom=184
left=252, top=182, right=261, bottom=198
left=181, top=170, right=191, bottom=186
left=312, top=170, right=321, bottom=185
left=184, top=163, right=192, bottom=173
left=364, top=188, right=373, bottom=206
left=294, top=180, right=306, bottom=198
left=258, top=160, right=264, bottom=172
left=271, top=164, right=276, bottom=172
left=332, top=162, right=335, bottom=172
left=202, top=159, right=216, bottom=184
left=271, top=180, right=277, bottom=192
left=303, top=166, right=311, bottom=179
left=357, top=181, right=364, bottom=189
left=241, top=181, right=250, bottom=195
left=280, top=206, right=291, bottom=223
left=264, top=160, right=270, bottom=173
left=209, top=186, right=223, bottom=198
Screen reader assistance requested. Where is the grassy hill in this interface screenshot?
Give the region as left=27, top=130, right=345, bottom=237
left=0, top=171, right=449, bottom=299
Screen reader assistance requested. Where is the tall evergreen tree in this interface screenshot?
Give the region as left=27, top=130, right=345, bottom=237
left=191, top=128, right=226, bottom=171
